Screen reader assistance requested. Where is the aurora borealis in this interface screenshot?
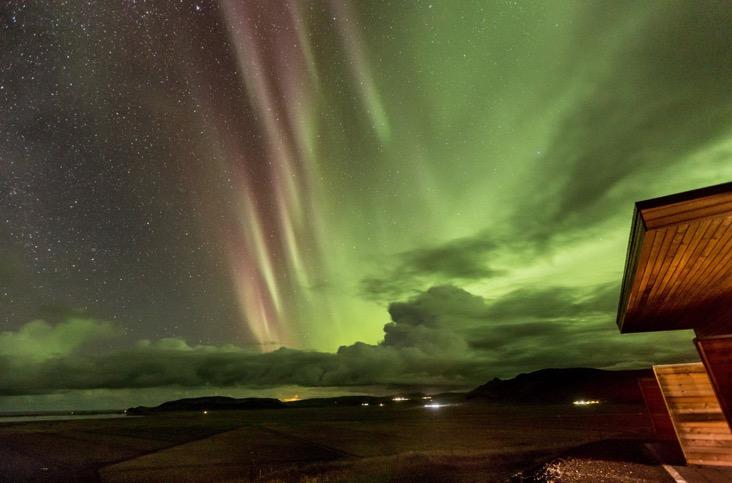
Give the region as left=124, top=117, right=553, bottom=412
left=2, top=1, right=732, bottom=409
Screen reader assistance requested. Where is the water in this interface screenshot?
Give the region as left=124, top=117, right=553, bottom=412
left=0, top=413, right=129, bottom=424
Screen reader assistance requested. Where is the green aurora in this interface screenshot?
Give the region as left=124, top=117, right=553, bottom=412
left=1, top=0, right=732, bottom=409
left=292, top=0, right=732, bottom=349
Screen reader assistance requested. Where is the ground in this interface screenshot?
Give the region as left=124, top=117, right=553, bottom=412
left=0, top=402, right=675, bottom=482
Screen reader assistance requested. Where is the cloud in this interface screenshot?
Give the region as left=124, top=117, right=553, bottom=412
left=485, top=283, right=619, bottom=321
left=533, top=3, right=732, bottom=229
left=0, top=284, right=698, bottom=401
left=0, top=318, right=120, bottom=362
left=0, top=290, right=486, bottom=395
left=400, top=238, right=501, bottom=280
left=360, top=233, right=511, bottom=301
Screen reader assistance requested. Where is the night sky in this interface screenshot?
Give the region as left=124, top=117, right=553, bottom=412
left=2, top=1, right=732, bottom=410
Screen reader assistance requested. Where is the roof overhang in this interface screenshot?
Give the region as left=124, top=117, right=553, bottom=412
left=617, top=182, right=732, bottom=334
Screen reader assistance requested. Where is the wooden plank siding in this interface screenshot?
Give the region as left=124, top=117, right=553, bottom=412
left=617, top=181, right=732, bottom=334
left=654, top=363, right=732, bottom=467
left=638, top=377, right=676, bottom=440
left=696, top=336, right=732, bottom=429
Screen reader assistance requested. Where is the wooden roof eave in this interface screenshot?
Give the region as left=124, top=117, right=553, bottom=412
left=617, top=205, right=646, bottom=333
left=616, top=181, right=732, bottom=334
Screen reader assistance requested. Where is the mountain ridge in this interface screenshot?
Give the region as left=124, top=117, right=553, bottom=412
left=126, top=367, right=652, bottom=414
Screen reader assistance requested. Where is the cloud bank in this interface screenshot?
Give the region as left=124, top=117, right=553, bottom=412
left=0, top=284, right=697, bottom=403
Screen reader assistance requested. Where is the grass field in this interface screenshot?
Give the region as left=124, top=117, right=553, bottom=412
left=0, top=402, right=673, bottom=482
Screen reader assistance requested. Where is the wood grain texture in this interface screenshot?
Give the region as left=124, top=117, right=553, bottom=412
left=654, top=363, right=732, bottom=467
left=639, top=377, right=676, bottom=441
left=696, top=336, right=732, bottom=430
left=617, top=182, right=732, bottom=334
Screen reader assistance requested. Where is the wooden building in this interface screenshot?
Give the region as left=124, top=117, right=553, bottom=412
left=617, top=182, right=732, bottom=466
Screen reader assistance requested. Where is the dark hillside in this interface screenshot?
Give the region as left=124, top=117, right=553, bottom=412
left=468, top=368, right=651, bottom=404
left=127, top=396, right=285, bottom=414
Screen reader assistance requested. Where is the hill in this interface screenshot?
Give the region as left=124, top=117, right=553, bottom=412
left=467, top=367, right=651, bottom=404
left=126, top=396, right=285, bottom=415
left=124, top=368, right=653, bottom=415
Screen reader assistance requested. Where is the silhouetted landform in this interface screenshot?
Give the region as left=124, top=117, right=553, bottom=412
left=125, top=392, right=468, bottom=415
left=126, top=396, right=285, bottom=415
left=467, top=367, right=651, bottom=404
left=125, top=368, right=651, bottom=415
left=285, top=395, right=388, bottom=408
left=286, top=392, right=443, bottom=408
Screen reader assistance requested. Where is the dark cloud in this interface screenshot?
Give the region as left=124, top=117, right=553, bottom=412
left=360, top=234, right=508, bottom=301
left=486, top=283, right=619, bottom=321
left=535, top=2, right=732, bottom=228
left=360, top=276, right=417, bottom=304
left=0, top=284, right=697, bottom=399
left=401, top=238, right=501, bottom=280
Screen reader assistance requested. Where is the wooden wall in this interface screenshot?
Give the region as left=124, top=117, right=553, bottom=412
left=696, top=336, right=732, bottom=428
left=639, top=377, right=676, bottom=440
left=654, top=363, right=732, bottom=466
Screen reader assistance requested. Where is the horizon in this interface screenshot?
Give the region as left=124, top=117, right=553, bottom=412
left=3, top=0, right=732, bottom=411
left=0, top=364, right=649, bottom=413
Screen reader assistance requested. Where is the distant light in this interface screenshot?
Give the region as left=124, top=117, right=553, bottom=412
left=283, top=395, right=301, bottom=402
left=361, top=402, right=369, bottom=406
left=392, top=396, right=408, bottom=402
left=203, top=410, right=209, bottom=414
left=378, top=403, right=384, bottom=407
left=422, top=396, right=432, bottom=400
left=573, top=400, right=600, bottom=406
left=424, top=403, right=443, bottom=409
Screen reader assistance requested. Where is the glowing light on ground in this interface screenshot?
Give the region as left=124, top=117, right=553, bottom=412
left=573, top=400, right=600, bottom=406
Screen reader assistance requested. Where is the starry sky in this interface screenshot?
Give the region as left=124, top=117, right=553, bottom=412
left=2, top=0, right=732, bottom=410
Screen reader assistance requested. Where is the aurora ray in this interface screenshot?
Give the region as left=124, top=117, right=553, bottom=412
left=1, top=0, right=732, bottom=410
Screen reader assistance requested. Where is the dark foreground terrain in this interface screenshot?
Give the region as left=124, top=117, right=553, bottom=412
left=0, top=401, right=677, bottom=482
